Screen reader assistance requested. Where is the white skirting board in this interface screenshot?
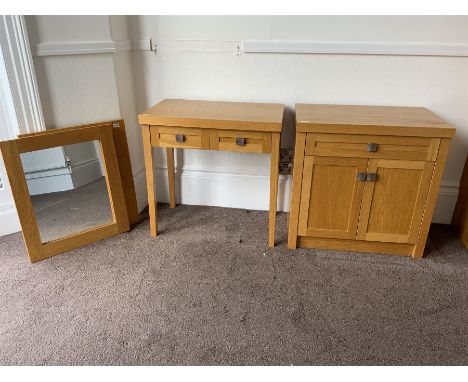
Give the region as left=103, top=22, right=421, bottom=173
left=0, top=202, right=21, bottom=236
left=151, top=168, right=291, bottom=212
left=25, top=172, right=74, bottom=196
left=432, top=181, right=460, bottom=224
left=70, top=159, right=103, bottom=189
left=133, top=167, right=149, bottom=212
left=133, top=166, right=291, bottom=213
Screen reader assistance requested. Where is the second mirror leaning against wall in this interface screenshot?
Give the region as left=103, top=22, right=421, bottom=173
left=0, top=120, right=139, bottom=263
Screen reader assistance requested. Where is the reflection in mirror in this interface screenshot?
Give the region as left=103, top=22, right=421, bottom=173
left=20, top=140, right=113, bottom=243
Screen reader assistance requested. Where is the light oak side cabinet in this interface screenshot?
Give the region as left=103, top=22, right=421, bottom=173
left=288, top=104, right=455, bottom=258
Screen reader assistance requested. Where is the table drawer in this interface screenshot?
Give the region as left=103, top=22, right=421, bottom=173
left=150, top=126, right=210, bottom=149
left=305, top=134, right=440, bottom=161
left=210, top=130, right=272, bottom=153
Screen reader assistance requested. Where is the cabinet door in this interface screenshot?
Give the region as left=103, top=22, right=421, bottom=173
left=298, top=156, right=368, bottom=239
left=357, top=159, right=434, bottom=244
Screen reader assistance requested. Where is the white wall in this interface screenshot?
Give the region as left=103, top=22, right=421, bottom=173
left=129, top=15, right=468, bottom=43
left=27, top=15, right=112, bottom=46
left=23, top=15, right=468, bottom=224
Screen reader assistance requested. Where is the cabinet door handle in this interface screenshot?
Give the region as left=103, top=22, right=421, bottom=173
left=175, top=134, right=185, bottom=143
left=236, top=137, right=246, bottom=146
left=367, top=143, right=379, bottom=152
left=366, top=172, right=377, bottom=181
left=356, top=172, right=367, bottom=181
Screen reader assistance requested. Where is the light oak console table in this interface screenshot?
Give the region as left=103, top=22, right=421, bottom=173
left=138, top=99, right=284, bottom=247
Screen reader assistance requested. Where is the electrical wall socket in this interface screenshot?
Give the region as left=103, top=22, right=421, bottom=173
left=279, top=149, right=294, bottom=175
left=280, top=149, right=294, bottom=163
left=279, top=162, right=292, bottom=175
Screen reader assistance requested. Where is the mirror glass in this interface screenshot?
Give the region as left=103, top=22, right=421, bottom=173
left=20, top=140, right=113, bottom=243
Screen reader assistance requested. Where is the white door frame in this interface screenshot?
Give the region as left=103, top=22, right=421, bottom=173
left=0, top=15, right=45, bottom=135
left=0, top=15, right=44, bottom=236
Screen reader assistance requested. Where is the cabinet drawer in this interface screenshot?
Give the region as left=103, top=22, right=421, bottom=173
left=210, top=130, right=271, bottom=153
left=150, top=126, right=210, bottom=149
left=305, top=134, right=440, bottom=161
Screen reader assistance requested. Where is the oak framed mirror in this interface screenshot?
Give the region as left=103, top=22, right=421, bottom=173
left=0, top=120, right=139, bottom=262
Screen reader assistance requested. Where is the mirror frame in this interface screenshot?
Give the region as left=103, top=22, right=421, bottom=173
left=18, top=119, right=140, bottom=226
left=0, top=121, right=134, bottom=262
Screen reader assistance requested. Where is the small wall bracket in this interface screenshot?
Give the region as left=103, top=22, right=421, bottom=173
left=150, top=38, right=157, bottom=55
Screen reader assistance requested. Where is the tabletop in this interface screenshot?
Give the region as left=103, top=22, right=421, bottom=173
left=138, top=99, right=284, bottom=132
left=295, top=103, right=455, bottom=137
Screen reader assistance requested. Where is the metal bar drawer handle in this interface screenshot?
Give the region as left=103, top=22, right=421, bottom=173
left=367, top=143, right=379, bottom=152
left=175, top=134, right=185, bottom=143
left=366, top=173, right=377, bottom=181
left=236, top=137, right=246, bottom=146
left=356, top=172, right=367, bottom=181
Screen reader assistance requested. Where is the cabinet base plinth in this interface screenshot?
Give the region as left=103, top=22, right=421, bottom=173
left=296, top=236, right=415, bottom=257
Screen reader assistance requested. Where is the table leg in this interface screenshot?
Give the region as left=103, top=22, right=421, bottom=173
left=269, top=132, right=281, bottom=247
left=142, top=125, right=157, bottom=236
left=166, top=148, right=176, bottom=208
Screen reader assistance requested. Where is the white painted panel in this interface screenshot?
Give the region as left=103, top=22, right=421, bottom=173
left=20, top=146, right=73, bottom=195
left=20, top=146, right=66, bottom=173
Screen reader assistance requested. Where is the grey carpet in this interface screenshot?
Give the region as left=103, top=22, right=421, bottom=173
left=0, top=204, right=467, bottom=365
left=31, top=177, right=112, bottom=243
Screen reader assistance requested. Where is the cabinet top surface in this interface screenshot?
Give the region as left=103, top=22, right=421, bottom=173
left=138, top=99, right=284, bottom=132
left=295, top=104, right=455, bottom=137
